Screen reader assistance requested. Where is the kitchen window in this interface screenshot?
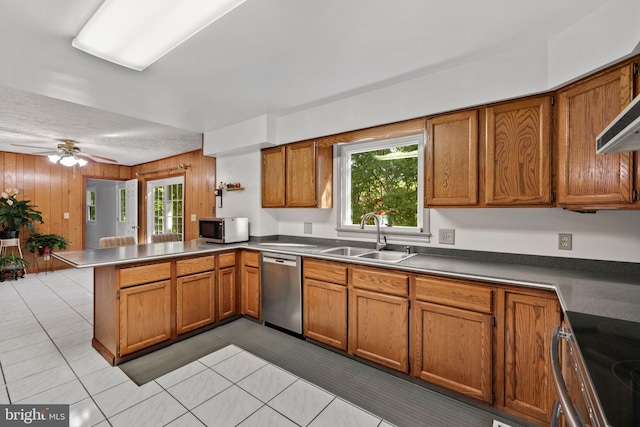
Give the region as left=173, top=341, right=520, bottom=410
left=337, top=134, right=429, bottom=239
left=87, top=189, right=96, bottom=222
left=147, top=177, right=184, bottom=240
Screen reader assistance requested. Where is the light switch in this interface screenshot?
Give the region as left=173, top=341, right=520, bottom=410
left=63, top=212, right=70, bottom=219
left=191, top=214, right=197, bottom=222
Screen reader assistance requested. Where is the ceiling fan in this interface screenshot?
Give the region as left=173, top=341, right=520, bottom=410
left=11, top=140, right=118, bottom=166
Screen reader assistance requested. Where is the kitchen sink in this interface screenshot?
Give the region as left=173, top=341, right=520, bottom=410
left=356, top=251, right=417, bottom=262
left=321, top=246, right=374, bottom=257
left=321, top=247, right=416, bottom=263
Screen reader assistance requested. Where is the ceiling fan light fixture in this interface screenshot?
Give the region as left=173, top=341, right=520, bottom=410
left=72, top=0, right=247, bottom=71
left=59, top=155, right=79, bottom=167
left=48, top=154, right=62, bottom=163
left=77, top=158, right=88, bottom=167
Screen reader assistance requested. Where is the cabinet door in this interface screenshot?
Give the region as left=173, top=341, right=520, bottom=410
left=176, top=271, right=215, bottom=335
left=503, top=293, right=560, bottom=423
left=242, top=265, right=261, bottom=319
left=119, top=280, right=171, bottom=356
left=303, top=278, right=347, bottom=350
left=426, top=110, right=479, bottom=206
left=557, top=64, right=634, bottom=206
left=485, top=96, right=552, bottom=205
left=414, top=301, right=493, bottom=403
left=349, top=288, right=408, bottom=372
left=217, top=266, right=236, bottom=321
left=286, top=140, right=317, bottom=207
left=262, top=146, right=286, bottom=207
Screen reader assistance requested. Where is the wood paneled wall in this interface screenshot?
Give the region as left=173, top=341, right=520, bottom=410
left=132, top=150, right=217, bottom=242
left=1, top=148, right=216, bottom=268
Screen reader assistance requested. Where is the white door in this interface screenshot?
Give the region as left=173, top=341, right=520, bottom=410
left=125, top=179, right=138, bottom=243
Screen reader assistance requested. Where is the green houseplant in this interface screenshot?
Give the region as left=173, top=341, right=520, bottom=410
left=0, top=188, right=44, bottom=238
left=0, top=253, right=30, bottom=281
left=24, top=232, right=70, bottom=256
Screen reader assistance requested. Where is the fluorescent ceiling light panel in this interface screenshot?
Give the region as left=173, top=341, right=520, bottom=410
left=72, top=0, right=246, bottom=71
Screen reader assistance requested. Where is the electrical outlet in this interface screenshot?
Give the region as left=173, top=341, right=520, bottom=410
left=492, top=421, right=512, bottom=427
left=559, top=233, right=572, bottom=250
left=191, top=214, right=197, bottom=222
left=439, top=228, right=455, bottom=245
left=63, top=212, right=70, bottom=219
left=304, top=222, right=312, bottom=234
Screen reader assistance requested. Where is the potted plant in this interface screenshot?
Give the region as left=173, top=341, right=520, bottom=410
left=0, top=188, right=44, bottom=238
left=0, top=253, right=30, bottom=281
left=24, top=232, right=70, bottom=256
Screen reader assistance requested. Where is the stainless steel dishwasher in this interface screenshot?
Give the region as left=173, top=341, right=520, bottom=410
left=261, top=252, right=302, bottom=334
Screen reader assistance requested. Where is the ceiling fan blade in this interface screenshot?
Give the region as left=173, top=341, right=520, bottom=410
left=11, top=143, right=54, bottom=150
left=77, top=152, right=119, bottom=163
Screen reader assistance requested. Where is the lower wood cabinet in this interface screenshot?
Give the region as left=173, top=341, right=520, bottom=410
left=119, top=280, right=171, bottom=356
left=413, top=301, right=493, bottom=403
left=501, top=291, right=560, bottom=424
left=242, top=250, right=261, bottom=319
left=176, top=271, right=215, bottom=335
left=217, top=252, right=237, bottom=321
left=303, top=258, right=348, bottom=350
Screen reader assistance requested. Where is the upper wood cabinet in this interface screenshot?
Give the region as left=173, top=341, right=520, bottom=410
left=425, top=110, right=479, bottom=206
left=261, top=146, right=286, bottom=207
left=261, top=140, right=333, bottom=208
left=557, top=63, right=635, bottom=207
left=484, top=96, right=553, bottom=206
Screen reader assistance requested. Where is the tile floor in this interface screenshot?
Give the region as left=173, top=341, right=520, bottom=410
left=0, top=269, right=396, bottom=427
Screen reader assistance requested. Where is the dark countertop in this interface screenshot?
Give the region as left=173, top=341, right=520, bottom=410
left=53, top=238, right=640, bottom=324
left=55, top=237, right=640, bottom=426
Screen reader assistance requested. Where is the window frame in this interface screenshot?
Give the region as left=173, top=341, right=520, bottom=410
left=336, top=133, right=430, bottom=240
left=87, top=188, right=96, bottom=222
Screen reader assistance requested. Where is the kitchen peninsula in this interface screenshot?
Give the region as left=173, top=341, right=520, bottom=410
left=54, top=238, right=640, bottom=426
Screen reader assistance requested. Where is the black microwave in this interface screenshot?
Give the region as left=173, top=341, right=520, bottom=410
left=199, top=217, right=249, bottom=243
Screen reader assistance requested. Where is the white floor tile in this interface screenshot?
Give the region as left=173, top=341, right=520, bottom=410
left=211, top=350, right=267, bottom=383
left=15, top=379, right=89, bottom=405
left=155, top=361, right=207, bottom=389
left=6, top=364, right=76, bottom=402
left=309, top=398, right=381, bottom=427
left=68, top=352, right=111, bottom=377
left=93, top=380, right=163, bottom=417
left=237, top=364, right=298, bottom=403
left=68, top=397, right=106, bottom=427
left=268, top=379, right=334, bottom=427
left=108, top=391, right=187, bottom=427
left=237, top=405, right=298, bottom=427
left=0, top=321, right=42, bottom=341
left=379, top=421, right=396, bottom=427
left=165, top=412, right=206, bottom=427
left=2, top=351, right=67, bottom=383
left=0, top=385, right=8, bottom=404
left=197, top=344, right=243, bottom=367
left=0, top=340, right=59, bottom=366
left=79, top=366, right=130, bottom=395
left=191, top=385, right=262, bottom=427
left=167, top=369, right=232, bottom=410
left=0, top=330, right=50, bottom=354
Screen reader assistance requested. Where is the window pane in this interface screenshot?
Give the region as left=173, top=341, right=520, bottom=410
left=349, top=143, right=418, bottom=227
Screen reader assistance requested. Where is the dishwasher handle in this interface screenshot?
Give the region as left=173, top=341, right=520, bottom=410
left=262, top=257, right=297, bottom=267
left=551, top=326, right=583, bottom=427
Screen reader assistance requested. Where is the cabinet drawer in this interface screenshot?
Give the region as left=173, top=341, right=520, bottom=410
left=304, top=258, right=347, bottom=285
left=350, top=266, right=409, bottom=296
left=176, top=255, right=216, bottom=277
left=120, top=262, right=171, bottom=288
left=244, top=251, right=260, bottom=268
left=218, top=252, right=236, bottom=269
left=415, top=275, right=493, bottom=314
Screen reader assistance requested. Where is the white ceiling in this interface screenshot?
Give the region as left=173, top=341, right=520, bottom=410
left=0, top=0, right=610, bottom=166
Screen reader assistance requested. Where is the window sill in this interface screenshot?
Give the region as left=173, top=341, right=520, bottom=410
left=336, top=226, right=431, bottom=243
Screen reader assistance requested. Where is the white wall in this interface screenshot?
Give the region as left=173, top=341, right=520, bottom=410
left=209, top=0, right=640, bottom=263
left=85, top=179, right=119, bottom=249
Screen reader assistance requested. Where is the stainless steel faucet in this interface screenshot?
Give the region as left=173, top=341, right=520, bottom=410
left=359, top=212, right=387, bottom=251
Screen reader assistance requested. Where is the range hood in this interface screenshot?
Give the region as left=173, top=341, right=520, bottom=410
left=596, top=94, right=640, bottom=154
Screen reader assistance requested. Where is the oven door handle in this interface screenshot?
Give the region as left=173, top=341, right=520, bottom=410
left=551, top=326, right=583, bottom=427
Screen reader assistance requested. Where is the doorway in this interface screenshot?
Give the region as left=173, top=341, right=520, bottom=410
left=85, top=178, right=138, bottom=249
